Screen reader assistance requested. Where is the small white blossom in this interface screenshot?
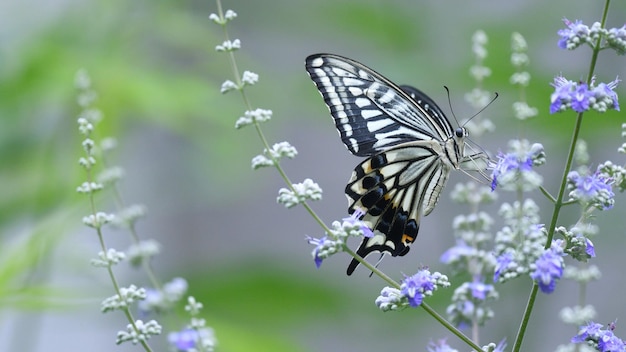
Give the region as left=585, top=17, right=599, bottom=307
left=163, top=278, right=188, bottom=302
left=75, top=69, right=92, bottom=90
left=277, top=178, right=322, bottom=208
left=375, top=287, right=406, bottom=311
left=82, top=138, right=95, bottom=153
left=116, top=319, right=162, bottom=345
left=471, top=30, right=488, bottom=59
left=209, top=9, right=237, bottom=25
left=77, top=118, right=94, bottom=135
left=224, top=9, right=237, bottom=20
left=465, top=88, right=491, bottom=109
left=185, top=296, right=204, bottom=315
left=98, top=166, right=125, bottom=185
left=100, top=137, right=117, bottom=152
left=512, top=101, right=538, bottom=120
left=510, top=72, right=531, bottom=86
left=241, top=71, right=259, bottom=86
left=469, top=65, right=492, bottom=81
left=215, top=39, right=241, bottom=52
left=559, top=305, right=597, bottom=326
left=138, top=278, right=188, bottom=314
left=511, top=32, right=528, bottom=52
left=78, top=107, right=102, bottom=124
left=235, top=108, right=272, bottom=129
left=76, top=181, right=103, bottom=194
left=78, top=156, right=96, bottom=169
left=269, top=141, right=297, bottom=159
left=220, top=80, right=238, bottom=94
left=82, top=212, right=115, bottom=228
left=251, top=154, right=274, bottom=169
left=510, top=52, right=529, bottom=67
left=191, top=317, right=206, bottom=329
left=607, top=25, right=626, bottom=55
left=102, top=285, right=147, bottom=313
left=113, top=204, right=147, bottom=228
left=563, top=265, right=602, bottom=282
left=91, top=248, right=126, bottom=267
left=126, top=239, right=161, bottom=267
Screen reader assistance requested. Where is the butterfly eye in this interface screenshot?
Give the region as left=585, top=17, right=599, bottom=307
left=455, top=127, right=466, bottom=138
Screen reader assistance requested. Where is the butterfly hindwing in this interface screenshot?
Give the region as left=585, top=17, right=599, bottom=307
left=344, top=142, right=452, bottom=275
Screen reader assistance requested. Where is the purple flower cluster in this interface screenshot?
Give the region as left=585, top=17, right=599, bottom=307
left=493, top=252, right=515, bottom=282
left=558, top=18, right=626, bottom=55
left=572, top=321, right=626, bottom=352
left=400, top=269, right=449, bottom=307
left=550, top=76, right=620, bottom=114
left=558, top=19, right=600, bottom=50
left=401, top=270, right=437, bottom=307
left=529, top=242, right=565, bottom=294
left=567, top=169, right=615, bottom=210
left=305, top=210, right=373, bottom=268
left=490, top=141, right=544, bottom=191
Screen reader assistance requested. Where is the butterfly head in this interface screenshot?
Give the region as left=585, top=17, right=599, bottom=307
left=455, top=127, right=467, bottom=138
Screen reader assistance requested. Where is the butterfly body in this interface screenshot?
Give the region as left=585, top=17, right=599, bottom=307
left=305, top=54, right=487, bottom=275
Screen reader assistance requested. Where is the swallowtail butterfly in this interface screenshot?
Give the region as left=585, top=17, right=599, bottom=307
left=305, top=53, right=490, bottom=275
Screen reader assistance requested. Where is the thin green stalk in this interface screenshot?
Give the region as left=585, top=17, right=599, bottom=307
left=421, top=303, right=483, bottom=351
left=512, top=2, right=610, bottom=351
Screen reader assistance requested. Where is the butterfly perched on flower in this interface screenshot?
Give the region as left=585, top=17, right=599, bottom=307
left=305, top=53, right=491, bottom=275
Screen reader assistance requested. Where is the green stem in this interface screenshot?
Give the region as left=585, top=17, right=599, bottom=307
left=421, top=303, right=483, bottom=351
left=512, top=2, right=610, bottom=351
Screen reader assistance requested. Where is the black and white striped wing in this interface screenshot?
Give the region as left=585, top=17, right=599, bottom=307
left=344, top=142, right=452, bottom=274
left=305, top=54, right=469, bottom=275
left=305, top=54, right=454, bottom=157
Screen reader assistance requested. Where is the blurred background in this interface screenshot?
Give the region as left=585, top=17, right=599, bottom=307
left=1, top=0, right=625, bottom=351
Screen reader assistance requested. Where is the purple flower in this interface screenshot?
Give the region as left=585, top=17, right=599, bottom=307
left=593, top=78, right=621, bottom=111
left=494, top=252, right=514, bottom=282
left=573, top=322, right=626, bottom=352
left=607, top=25, right=626, bottom=55
left=343, top=209, right=373, bottom=238
left=490, top=152, right=533, bottom=190
left=427, top=339, right=458, bottom=352
left=550, top=76, right=576, bottom=113
left=494, top=339, right=508, bottom=352
left=585, top=238, right=596, bottom=257
left=440, top=241, right=474, bottom=264
left=567, top=170, right=615, bottom=210
left=530, top=245, right=564, bottom=294
left=571, top=83, right=592, bottom=112
left=557, top=19, right=590, bottom=50
left=597, top=331, right=626, bottom=352
left=551, top=75, right=620, bottom=114
left=468, top=280, right=493, bottom=300
left=572, top=321, right=604, bottom=343
left=306, top=235, right=340, bottom=268
left=168, top=328, right=198, bottom=351
left=400, top=270, right=437, bottom=307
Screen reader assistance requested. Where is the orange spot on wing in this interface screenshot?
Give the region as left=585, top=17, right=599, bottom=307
left=401, top=234, right=415, bottom=244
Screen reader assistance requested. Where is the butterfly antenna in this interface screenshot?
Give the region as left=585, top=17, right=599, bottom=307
left=443, top=86, right=461, bottom=126
left=443, top=86, right=499, bottom=126
left=464, top=92, right=499, bottom=125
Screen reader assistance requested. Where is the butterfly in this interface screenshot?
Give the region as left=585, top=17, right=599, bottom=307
left=305, top=53, right=491, bottom=275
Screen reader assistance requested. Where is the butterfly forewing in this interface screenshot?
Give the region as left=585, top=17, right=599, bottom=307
left=305, top=53, right=489, bottom=275
left=305, top=54, right=455, bottom=157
